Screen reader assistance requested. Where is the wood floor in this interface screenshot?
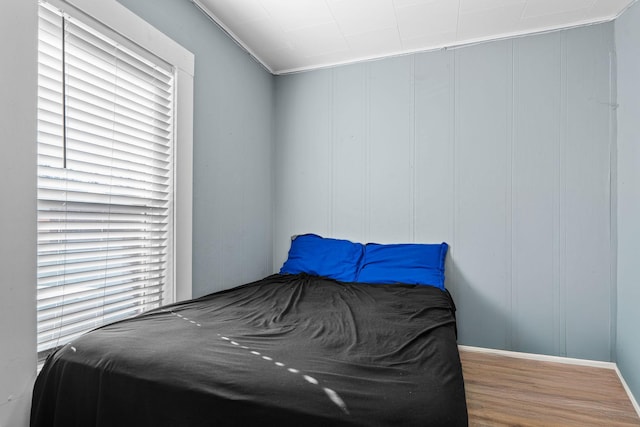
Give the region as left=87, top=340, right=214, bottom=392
left=459, top=347, right=640, bottom=427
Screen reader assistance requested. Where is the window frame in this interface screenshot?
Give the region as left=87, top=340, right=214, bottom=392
left=37, top=0, right=193, bottom=343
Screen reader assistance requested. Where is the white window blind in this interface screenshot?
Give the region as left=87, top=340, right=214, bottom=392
left=37, top=2, right=175, bottom=360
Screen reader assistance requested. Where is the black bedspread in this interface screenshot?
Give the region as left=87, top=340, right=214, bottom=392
left=31, top=274, right=468, bottom=427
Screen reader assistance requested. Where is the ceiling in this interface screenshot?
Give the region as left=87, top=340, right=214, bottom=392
left=194, top=0, right=635, bottom=75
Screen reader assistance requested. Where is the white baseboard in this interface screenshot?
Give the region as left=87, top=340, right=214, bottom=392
left=615, top=366, right=640, bottom=418
left=459, top=345, right=640, bottom=418
left=458, top=345, right=616, bottom=369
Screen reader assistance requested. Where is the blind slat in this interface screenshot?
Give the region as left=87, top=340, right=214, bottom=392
left=37, top=271, right=166, bottom=301
left=39, top=247, right=167, bottom=268
left=38, top=285, right=164, bottom=323
left=38, top=158, right=170, bottom=185
left=37, top=261, right=166, bottom=288
left=38, top=238, right=168, bottom=255
left=38, top=280, right=164, bottom=312
left=38, top=252, right=167, bottom=275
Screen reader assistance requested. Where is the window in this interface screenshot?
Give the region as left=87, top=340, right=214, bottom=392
left=36, top=0, right=193, bottom=363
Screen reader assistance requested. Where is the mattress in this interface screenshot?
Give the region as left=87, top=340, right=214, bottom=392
left=31, top=274, right=468, bottom=427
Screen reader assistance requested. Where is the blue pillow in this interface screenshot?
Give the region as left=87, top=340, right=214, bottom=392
left=279, top=234, right=364, bottom=282
left=356, top=242, right=448, bottom=289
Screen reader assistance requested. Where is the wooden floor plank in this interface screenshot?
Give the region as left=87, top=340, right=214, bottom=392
left=460, top=348, right=640, bottom=427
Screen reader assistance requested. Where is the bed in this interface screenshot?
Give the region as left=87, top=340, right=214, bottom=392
left=31, top=235, right=468, bottom=427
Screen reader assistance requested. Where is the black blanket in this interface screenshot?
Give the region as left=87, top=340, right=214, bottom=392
left=31, top=274, right=468, bottom=426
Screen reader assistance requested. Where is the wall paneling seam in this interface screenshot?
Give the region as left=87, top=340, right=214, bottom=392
left=329, top=69, right=335, bottom=236
left=506, top=40, right=515, bottom=351
left=608, top=47, right=618, bottom=362
left=364, top=63, right=371, bottom=242
left=551, top=33, right=562, bottom=358
left=558, top=31, right=568, bottom=357
left=452, top=50, right=460, bottom=307
left=410, top=55, right=417, bottom=242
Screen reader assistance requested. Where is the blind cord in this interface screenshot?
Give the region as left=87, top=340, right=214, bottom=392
left=61, top=14, right=67, bottom=169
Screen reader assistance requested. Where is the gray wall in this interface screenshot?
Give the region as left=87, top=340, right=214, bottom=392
left=117, top=0, right=275, bottom=297
left=615, top=1, right=640, bottom=401
left=274, top=24, right=616, bottom=361
left=0, top=2, right=37, bottom=426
